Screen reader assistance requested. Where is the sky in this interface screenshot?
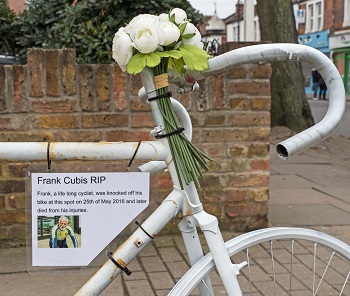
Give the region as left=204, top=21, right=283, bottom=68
left=188, top=0, right=237, bottom=19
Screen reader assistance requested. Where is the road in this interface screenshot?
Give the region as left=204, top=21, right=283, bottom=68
left=309, top=99, right=350, bottom=138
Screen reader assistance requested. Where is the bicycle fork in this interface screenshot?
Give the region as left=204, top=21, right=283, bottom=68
left=183, top=211, right=246, bottom=296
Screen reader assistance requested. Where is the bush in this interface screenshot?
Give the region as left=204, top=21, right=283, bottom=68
left=0, top=1, right=17, bottom=55
left=12, top=0, right=203, bottom=64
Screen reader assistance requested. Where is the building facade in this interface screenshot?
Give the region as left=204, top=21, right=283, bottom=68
left=225, top=2, right=260, bottom=42
left=294, top=0, right=350, bottom=95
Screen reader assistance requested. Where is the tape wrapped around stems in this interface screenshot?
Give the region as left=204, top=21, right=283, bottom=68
left=154, top=73, right=169, bottom=89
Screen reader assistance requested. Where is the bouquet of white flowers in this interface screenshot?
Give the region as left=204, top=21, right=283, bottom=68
left=112, top=8, right=212, bottom=189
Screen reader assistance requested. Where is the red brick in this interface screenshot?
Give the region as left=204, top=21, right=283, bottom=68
left=131, top=113, right=155, bottom=128
left=45, top=50, right=60, bottom=97
left=250, top=159, right=270, bottom=171
left=248, top=143, right=269, bottom=157
left=226, top=173, right=269, bottom=187
left=8, top=194, right=25, bottom=209
left=249, top=188, right=269, bottom=202
left=0, top=66, right=6, bottom=112
left=203, top=114, right=225, bottom=126
left=53, top=131, right=102, bottom=142
left=13, top=65, right=28, bottom=112
left=113, top=65, right=127, bottom=110
left=106, top=130, right=151, bottom=142
left=251, top=98, right=271, bottom=110
left=96, top=65, right=111, bottom=110
left=229, top=98, right=249, bottom=110
left=227, top=112, right=270, bottom=126
left=0, top=211, right=25, bottom=226
left=249, top=127, right=270, bottom=141
left=203, top=188, right=246, bottom=203
left=82, top=114, right=128, bottom=128
left=0, top=116, right=29, bottom=131
left=33, top=115, right=78, bottom=129
left=251, top=64, right=272, bottom=79
left=80, top=65, right=95, bottom=111
left=62, top=49, right=76, bottom=95
left=228, top=80, right=270, bottom=96
left=28, top=48, right=44, bottom=97
left=31, top=99, right=77, bottom=113
left=212, top=73, right=225, bottom=109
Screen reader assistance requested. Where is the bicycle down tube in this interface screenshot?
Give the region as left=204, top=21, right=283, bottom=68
left=0, top=43, right=346, bottom=296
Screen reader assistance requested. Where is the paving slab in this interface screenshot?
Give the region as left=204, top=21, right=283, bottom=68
left=270, top=175, right=319, bottom=189
left=269, top=204, right=350, bottom=226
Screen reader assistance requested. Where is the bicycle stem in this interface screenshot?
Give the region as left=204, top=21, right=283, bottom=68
left=187, top=43, right=346, bottom=159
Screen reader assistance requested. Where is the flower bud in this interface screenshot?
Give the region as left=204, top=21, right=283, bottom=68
left=112, top=28, right=133, bottom=72
left=170, top=8, right=187, bottom=25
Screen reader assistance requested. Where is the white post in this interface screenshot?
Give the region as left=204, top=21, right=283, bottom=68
left=244, top=0, right=255, bottom=41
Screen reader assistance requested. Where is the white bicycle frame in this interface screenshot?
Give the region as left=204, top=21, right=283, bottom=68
left=0, top=44, right=346, bottom=296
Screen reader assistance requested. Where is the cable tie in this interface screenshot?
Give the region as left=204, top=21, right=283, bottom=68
left=127, top=142, right=141, bottom=171
left=155, top=127, right=185, bottom=139
left=148, top=91, right=172, bottom=102
left=106, top=251, right=132, bottom=276
left=135, top=221, right=154, bottom=240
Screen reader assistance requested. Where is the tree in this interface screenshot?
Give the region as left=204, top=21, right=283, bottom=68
left=256, top=0, right=314, bottom=132
left=13, top=0, right=70, bottom=62
left=0, top=1, right=17, bottom=55
left=13, top=0, right=203, bottom=64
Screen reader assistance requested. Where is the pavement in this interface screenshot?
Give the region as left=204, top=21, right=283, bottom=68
left=1, top=128, right=350, bottom=295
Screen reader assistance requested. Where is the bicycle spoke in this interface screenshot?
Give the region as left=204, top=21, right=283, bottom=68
left=290, top=239, right=294, bottom=294
left=269, top=240, right=277, bottom=296
left=313, top=242, right=317, bottom=296
left=339, top=269, right=350, bottom=296
left=246, top=248, right=253, bottom=296
left=199, top=279, right=214, bottom=296
left=315, top=250, right=335, bottom=295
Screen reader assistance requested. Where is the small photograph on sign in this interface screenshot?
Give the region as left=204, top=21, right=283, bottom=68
left=37, top=215, right=81, bottom=249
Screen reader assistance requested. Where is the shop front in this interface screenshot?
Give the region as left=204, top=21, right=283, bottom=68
left=330, top=30, right=350, bottom=95
left=298, top=30, right=330, bottom=95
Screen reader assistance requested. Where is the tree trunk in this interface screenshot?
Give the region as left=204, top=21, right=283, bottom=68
left=257, top=0, right=314, bottom=132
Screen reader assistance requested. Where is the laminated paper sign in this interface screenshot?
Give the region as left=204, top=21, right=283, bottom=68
left=31, top=172, right=150, bottom=266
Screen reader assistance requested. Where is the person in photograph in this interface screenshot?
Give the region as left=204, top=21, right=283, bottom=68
left=49, top=216, right=78, bottom=248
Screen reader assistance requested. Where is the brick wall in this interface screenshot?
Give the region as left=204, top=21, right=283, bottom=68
left=0, top=45, right=271, bottom=247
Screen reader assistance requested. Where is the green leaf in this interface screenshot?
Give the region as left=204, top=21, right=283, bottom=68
left=178, top=44, right=211, bottom=71
left=169, top=57, right=186, bottom=74
left=126, top=52, right=161, bottom=75
left=178, top=22, right=187, bottom=35
left=156, top=50, right=183, bottom=60
left=182, top=33, right=196, bottom=40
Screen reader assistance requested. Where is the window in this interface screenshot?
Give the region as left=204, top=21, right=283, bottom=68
left=306, top=0, right=323, bottom=33
left=344, top=0, right=350, bottom=26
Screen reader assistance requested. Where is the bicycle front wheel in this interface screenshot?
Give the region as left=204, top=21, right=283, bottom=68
left=169, top=227, right=350, bottom=295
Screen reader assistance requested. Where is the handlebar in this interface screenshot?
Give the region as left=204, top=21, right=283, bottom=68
left=188, top=43, right=346, bottom=159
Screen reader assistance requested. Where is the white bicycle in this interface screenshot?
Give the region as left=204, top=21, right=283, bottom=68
left=1, top=44, right=349, bottom=295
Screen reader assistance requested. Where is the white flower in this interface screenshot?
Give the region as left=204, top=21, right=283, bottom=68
left=132, top=27, right=160, bottom=54
left=112, top=28, right=133, bottom=72
left=170, top=8, right=187, bottom=25
left=125, top=14, right=165, bottom=52
left=158, top=13, right=170, bottom=22
left=160, top=21, right=180, bottom=46
left=181, top=22, right=204, bottom=49
left=182, top=21, right=197, bottom=36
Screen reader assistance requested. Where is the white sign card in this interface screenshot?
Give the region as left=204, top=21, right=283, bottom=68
left=31, top=172, right=150, bottom=266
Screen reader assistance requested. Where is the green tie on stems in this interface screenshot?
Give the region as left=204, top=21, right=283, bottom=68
left=154, top=62, right=212, bottom=189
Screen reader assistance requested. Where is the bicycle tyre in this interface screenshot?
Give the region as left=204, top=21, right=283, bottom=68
left=168, top=227, right=350, bottom=295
